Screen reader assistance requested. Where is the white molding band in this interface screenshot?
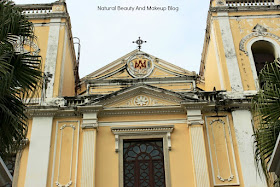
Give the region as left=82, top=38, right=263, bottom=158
left=187, top=110, right=210, bottom=187
left=45, top=18, right=61, bottom=98
left=218, top=12, right=243, bottom=92
left=232, top=110, right=267, bottom=187
left=99, top=119, right=187, bottom=126
left=25, top=116, right=53, bottom=187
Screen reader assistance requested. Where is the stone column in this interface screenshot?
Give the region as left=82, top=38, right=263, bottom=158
left=81, top=112, right=98, bottom=187
left=25, top=115, right=54, bottom=187
left=187, top=109, right=211, bottom=187
left=232, top=110, right=267, bottom=187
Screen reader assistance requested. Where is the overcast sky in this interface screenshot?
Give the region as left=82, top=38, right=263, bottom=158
left=15, top=0, right=209, bottom=78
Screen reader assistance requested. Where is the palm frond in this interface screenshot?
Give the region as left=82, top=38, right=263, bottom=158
left=252, top=59, right=280, bottom=186
left=0, top=0, right=42, bottom=158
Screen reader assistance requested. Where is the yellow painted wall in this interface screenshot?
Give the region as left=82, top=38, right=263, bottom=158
left=47, top=118, right=82, bottom=187
left=229, top=15, right=280, bottom=90
left=97, top=114, right=195, bottom=187
left=30, top=23, right=50, bottom=98
left=205, top=10, right=280, bottom=91
left=203, top=19, right=232, bottom=91
left=203, top=112, right=245, bottom=187
left=30, top=17, right=76, bottom=97
left=52, top=24, right=66, bottom=97
left=61, top=36, right=76, bottom=96
left=204, top=25, right=222, bottom=91
left=16, top=119, right=32, bottom=187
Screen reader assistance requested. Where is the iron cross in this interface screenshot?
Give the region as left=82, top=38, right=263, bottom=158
left=132, top=37, right=147, bottom=51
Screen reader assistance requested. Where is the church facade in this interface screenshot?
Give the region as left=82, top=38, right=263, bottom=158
left=7, top=0, right=280, bottom=186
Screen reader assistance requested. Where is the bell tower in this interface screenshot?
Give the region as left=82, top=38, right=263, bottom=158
left=199, top=0, right=280, bottom=92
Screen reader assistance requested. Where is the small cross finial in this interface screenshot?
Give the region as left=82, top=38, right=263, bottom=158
left=132, top=37, right=146, bottom=51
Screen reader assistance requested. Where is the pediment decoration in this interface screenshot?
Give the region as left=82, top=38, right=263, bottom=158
left=239, top=24, right=280, bottom=55
left=82, top=50, right=195, bottom=81
left=91, top=84, right=196, bottom=108
left=107, top=94, right=178, bottom=108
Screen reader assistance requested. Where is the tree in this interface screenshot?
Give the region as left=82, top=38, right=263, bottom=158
left=252, top=59, right=280, bottom=186
left=0, top=0, right=42, bottom=158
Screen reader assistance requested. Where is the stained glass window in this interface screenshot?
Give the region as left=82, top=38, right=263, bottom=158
left=123, top=139, right=166, bottom=187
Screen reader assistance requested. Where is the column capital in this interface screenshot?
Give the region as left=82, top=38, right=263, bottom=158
left=82, top=123, right=98, bottom=129
left=82, top=112, right=99, bottom=130
left=187, top=120, right=204, bottom=126
left=186, top=109, right=204, bottom=126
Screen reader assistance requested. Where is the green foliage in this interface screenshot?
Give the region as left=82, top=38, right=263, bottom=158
left=0, top=0, right=42, bottom=158
left=252, top=59, right=280, bottom=186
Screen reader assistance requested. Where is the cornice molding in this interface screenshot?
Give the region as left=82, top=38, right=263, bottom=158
left=77, top=105, right=103, bottom=113
left=100, top=108, right=185, bottom=117
left=27, top=108, right=58, bottom=117
left=111, top=125, right=174, bottom=152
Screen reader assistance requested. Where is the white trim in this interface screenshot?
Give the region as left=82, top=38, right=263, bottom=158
left=212, top=21, right=225, bottom=90
left=218, top=12, right=243, bottom=92
left=229, top=15, right=280, bottom=19
left=99, top=119, right=188, bottom=126
left=232, top=110, right=267, bottom=187
left=246, top=37, right=280, bottom=90
left=25, top=116, right=53, bottom=187
left=45, top=18, right=61, bottom=98
left=213, top=14, right=280, bottom=20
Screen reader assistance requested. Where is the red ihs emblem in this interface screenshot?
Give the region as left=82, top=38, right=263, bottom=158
left=134, top=60, right=147, bottom=69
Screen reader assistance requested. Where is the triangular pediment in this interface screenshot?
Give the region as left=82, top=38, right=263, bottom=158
left=92, top=84, right=198, bottom=108
left=82, top=50, right=195, bottom=81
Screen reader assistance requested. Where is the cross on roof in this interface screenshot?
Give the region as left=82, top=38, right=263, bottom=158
left=132, top=37, right=147, bottom=51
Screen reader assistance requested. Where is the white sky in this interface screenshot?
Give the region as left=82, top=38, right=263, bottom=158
left=15, top=0, right=209, bottom=78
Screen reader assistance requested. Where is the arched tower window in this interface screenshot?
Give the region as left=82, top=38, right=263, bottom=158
left=251, top=40, right=276, bottom=75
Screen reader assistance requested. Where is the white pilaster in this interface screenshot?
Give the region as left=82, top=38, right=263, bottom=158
left=187, top=110, right=211, bottom=187
left=45, top=18, right=61, bottom=98
left=81, top=113, right=98, bottom=187
left=218, top=12, right=243, bottom=92
left=25, top=116, right=53, bottom=187
left=232, top=110, right=267, bottom=187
